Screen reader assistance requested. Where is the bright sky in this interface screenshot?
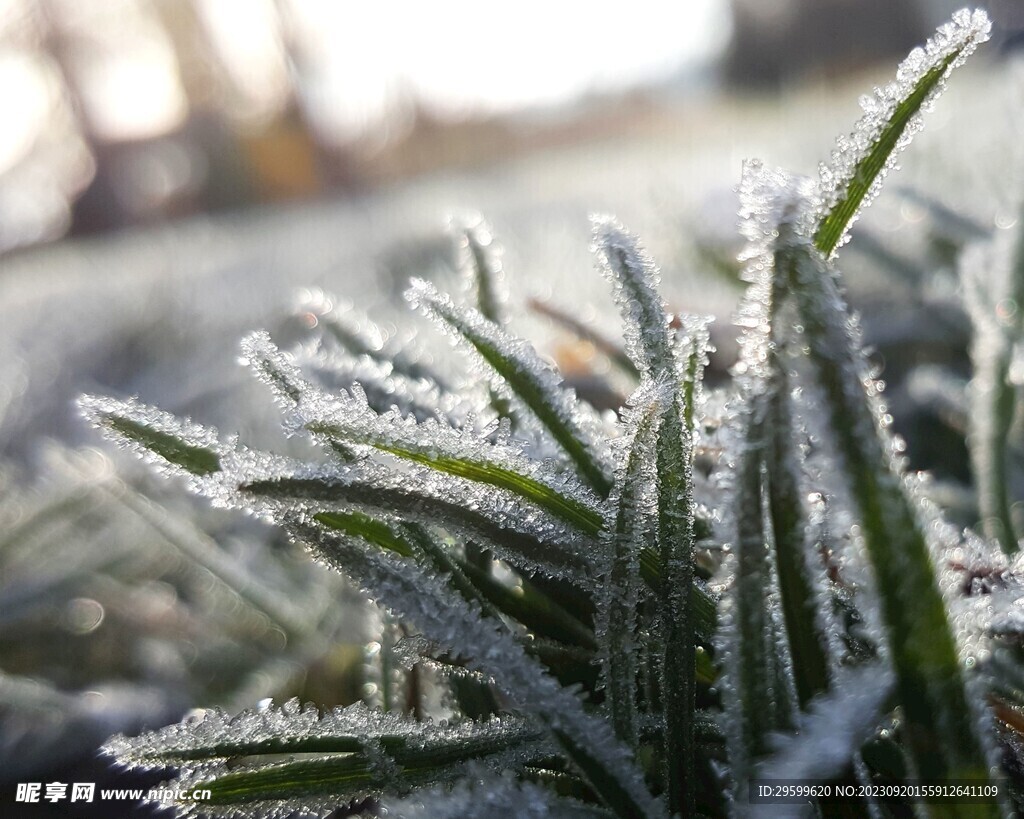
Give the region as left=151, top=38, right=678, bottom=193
left=285, top=0, right=732, bottom=138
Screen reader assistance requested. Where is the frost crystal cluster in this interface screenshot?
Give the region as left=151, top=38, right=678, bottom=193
left=84, top=9, right=1024, bottom=818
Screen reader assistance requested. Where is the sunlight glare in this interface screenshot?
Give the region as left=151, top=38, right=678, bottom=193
left=283, top=0, right=731, bottom=141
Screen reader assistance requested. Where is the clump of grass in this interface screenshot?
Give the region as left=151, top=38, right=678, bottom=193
left=84, top=9, right=1024, bottom=818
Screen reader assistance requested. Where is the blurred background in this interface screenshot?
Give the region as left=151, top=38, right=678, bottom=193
left=2, top=1, right=1023, bottom=815
left=2, top=0, right=1020, bottom=255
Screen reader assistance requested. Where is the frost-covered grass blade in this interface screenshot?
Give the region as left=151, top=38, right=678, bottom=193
left=814, top=9, right=991, bottom=256
left=105, top=699, right=539, bottom=768
left=80, top=395, right=222, bottom=477
left=598, top=380, right=663, bottom=747
left=721, top=403, right=794, bottom=798
left=406, top=279, right=614, bottom=496
left=285, top=519, right=661, bottom=819
left=245, top=331, right=605, bottom=536
left=240, top=470, right=595, bottom=582
left=765, top=380, right=831, bottom=707
left=595, top=220, right=707, bottom=814
left=593, top=219, right=675, bottom=375
left=295, top=393, right=604, bottom=538
left=161, top=735, right=547, bottom=817
left=785, top=234, right=999, bottom=806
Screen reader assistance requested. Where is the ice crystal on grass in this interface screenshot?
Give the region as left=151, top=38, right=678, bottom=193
left=305, top=339, right=481, bottom=428
left=406, top=279, right=615, bottom=496
left=239, top=330, right=310, bottom=409
left=717, top=400, right=794, bottom=801
left=815, top=8, right=991, bottom=255
left=235, top=461, right=599, bottom=583
left=384, top=767, right=608, bottom=818
left=83, top=9, right=1024, bottom=818
left=593, top=218, right=674, bottom=375
left=596, top=379, right=665, bottom=747
left=756, top=665, right=895, bottom=782
left=733, top=161, right=818, bottom=389
left=284, top=519, right=661, bottom=819
left=270, top=326, right=606, bottom=538
left=104, top=699, right=539, bottom=769
left=80, top=393, right=224, bottom=480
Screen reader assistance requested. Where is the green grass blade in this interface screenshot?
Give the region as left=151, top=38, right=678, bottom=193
left=741, top=164, right=837, bottom=712
left=364, top=520, right=596, bottom=669
left=638, top=555, right=717, bottom=646
left=399, top=524, right=598, bottom=676
left=783, top=235, right=1000, bottom=812
left=599, top=381, right=663, bottom=748
left=814, top=53, right=955, bottom=256
left=314, top=511, right=417, bottom=558
left=656, top=329, right=707, bottom=817
left=968, top=337, right=1019, bottom=553
left=308, top=485, right=599, bottom=673
left=183, top=755, right=391, bottom=810
left=455, top=215, right=508, bottom=326
left=593, top=218, right=675, bottom=376
left=766, top=368, right=831, bottom=709
left=459, top=558, right=598, bottom=651
left=302, top=414, right=604, bottom=538
left=105, top=417, right=221, bottom=475
left=722, top=404, right=794, bottom=797
left=105, top=699, right=539, bottom=768
left=108, top=703, right=541, bottom=815
left=814, top=9, right=990, bottom=257
left=241, top=331, right=307, bottom=406
left=80, top=395, right=222, bottom=477
left=242, top=473, right=594, bottom=583
left=407, top=279, right=614, bottom=496
left=595, top=220, right=704, bottom=814
left=258, top=491, right=588, bottom=711
left=544, top=725, right=661, bottom=819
